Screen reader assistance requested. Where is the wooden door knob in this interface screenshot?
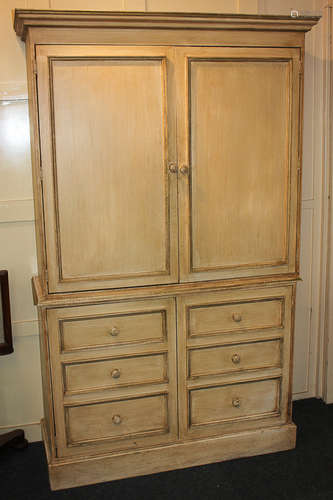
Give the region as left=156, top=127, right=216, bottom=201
left=232, top=313, right=242, bottom=322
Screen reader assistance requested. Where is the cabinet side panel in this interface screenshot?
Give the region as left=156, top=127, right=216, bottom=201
left=25, top=35, right=47, bottom=291
left=38, top=307, right=56, bottom=458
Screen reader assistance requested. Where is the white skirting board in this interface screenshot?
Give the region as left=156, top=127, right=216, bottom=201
left=0, top=421, right=41, bottom=442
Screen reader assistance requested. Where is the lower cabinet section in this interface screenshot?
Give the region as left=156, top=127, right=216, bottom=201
left=40, top=282, right=295, bottom=489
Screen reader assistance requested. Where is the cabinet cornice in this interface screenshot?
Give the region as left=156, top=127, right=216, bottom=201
left=14, top=9, right=320, bottom=41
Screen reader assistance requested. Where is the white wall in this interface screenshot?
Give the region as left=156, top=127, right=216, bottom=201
left=320, top=2, right=333, bottom=403
left=0, top=0, right=326, bottom=442
left=0, top=1, right=42, bottom=442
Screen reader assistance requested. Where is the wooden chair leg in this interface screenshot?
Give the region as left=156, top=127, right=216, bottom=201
left=0, top=429, right=28, bottom=450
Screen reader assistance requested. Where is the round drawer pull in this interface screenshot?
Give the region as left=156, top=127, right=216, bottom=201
left=232, top=398, right=241, bottom=408
left=231, top=353, right=241, bottom=364
left=109, top=327, right=120, bottom=337
left=232, top=313, right=242, bottom=323
left=111, top=368, right=121, bottom=379
left=112, top=414, right=122, bottom=425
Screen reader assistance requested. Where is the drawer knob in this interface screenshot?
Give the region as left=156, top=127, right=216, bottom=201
left=231, top=353, right=241, bottom=364
left=232, top=313, right=242, bottom=322
left=111, top=368, right=121, bottom=379
left=109, top=327, right=119, bottom=337
left=112, top=414, right=122, bottom=425
left=232, top=398, right=241, bottom=408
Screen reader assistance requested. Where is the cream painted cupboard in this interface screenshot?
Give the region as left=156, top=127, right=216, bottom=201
left=14, top=10, right=318, bottom=490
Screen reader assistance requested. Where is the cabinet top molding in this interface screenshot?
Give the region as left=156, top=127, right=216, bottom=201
left=14, top=9, right=320, bottom=41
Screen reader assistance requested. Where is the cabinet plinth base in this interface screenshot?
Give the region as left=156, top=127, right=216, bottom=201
left=42, top=419, right=296, bottom=491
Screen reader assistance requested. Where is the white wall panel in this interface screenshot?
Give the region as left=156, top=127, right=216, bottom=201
left=293, top=14, right=325, bottom=399
left=50, top=0, right=123, bottom=9
left=0, top=0, right=27, bottom=83
left=0, top=100, right=32, bottom=201
left=0, top=335, right=43, bottom=441
left=0, top=222, right=37, bottom=322
left=146, top=0, right=238, bottom=13
left=303, top=24, right=316, bottom=201
left=0, top=199, right=34, bottom=223
left=293, top=207, right=313, bottom=396
left=238, top=0, right=258, bottom=13
left=258, top=0, right=319, bottom=15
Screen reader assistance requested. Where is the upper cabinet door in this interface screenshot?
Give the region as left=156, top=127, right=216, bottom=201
left=177, top=47, right=301, bottom=283
left=36, top=46, right=178, bottom=293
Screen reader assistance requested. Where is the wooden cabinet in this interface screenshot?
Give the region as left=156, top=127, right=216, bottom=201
left=14, top=9, right=318, bottom=490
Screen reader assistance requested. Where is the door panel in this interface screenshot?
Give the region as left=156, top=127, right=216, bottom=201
left=36, top=46, right=178, bottom=292
left=177, top=47, right=301, bottom=282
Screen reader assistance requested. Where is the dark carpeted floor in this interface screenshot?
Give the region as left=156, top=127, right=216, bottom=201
left=1, top=398, right=333, bottom=500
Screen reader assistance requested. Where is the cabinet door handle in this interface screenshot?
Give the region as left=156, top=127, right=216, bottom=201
left=111, top=368, right=121, bottom=379
left=179, top=165, right=189, bottom=175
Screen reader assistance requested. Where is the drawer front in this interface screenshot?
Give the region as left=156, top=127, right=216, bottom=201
left=64, top=353, right=167, bottom=394
left=66, top=394, right=168, bottom=445
left=189, top=339, right=281, bottom=378
left=61, top=310, right=165, bottom=352
left=189, top=298, right=283, bottom=338
left=190, top=378, right=280, bottom=427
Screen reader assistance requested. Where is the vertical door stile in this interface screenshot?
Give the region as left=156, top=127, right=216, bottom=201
left=175, top=51, right=190, bottom=439
left=176, top=49, right=191, bottom=283
left=176, top=294, right=187, bottom=440
left=165, top=46, right=180, bottom=287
